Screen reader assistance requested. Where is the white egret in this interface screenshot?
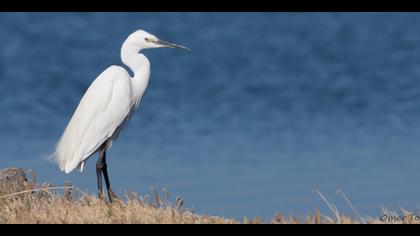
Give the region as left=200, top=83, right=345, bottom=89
left=52, top=30, right=190, bottom=201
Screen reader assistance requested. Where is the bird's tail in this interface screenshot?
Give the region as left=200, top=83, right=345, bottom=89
left=49, top=138, right=68, bottom=173
left=51, top=126, right=82, bottom=174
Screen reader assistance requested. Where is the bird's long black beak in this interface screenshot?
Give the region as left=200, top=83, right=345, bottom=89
left=156, top=39, right=191, bottom=51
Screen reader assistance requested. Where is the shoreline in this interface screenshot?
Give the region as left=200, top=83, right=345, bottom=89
left=0, top=168, right=417, bottom=224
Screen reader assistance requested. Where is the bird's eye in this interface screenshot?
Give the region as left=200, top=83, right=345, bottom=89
left=145, top=38, right=149, bottom=42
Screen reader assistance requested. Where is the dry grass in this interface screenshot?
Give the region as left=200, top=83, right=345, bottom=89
left=0, top=170, right=419, bottom=224
left=0, top=178, right=236, bottom=224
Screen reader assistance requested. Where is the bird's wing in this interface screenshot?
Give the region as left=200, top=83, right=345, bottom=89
left=54, top=66, right=132, bottom=174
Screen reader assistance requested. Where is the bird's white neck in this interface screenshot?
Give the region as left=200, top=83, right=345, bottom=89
left=121, top=45, right=150, bottom=73
left=121, top=43, right=151, bottom=109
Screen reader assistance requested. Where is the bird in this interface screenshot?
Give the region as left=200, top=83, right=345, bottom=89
left=52, top=29, right=190, bottom=202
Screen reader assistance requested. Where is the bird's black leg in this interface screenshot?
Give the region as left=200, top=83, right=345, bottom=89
left=101, top=149, right=119, bottom=202
left=96, top=143, right=119, bottom=202
left=96, top=148, right=105, bottom=200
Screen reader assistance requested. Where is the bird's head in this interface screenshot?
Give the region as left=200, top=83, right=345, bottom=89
left=126, top=29, right=190, bottom=51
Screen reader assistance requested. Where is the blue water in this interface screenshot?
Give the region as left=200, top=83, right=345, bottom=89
left=1, top=13, right=420, bottom=220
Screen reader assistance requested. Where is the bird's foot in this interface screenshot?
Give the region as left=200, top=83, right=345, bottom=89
left=98, top=191, right=105, bottom=201
left=108, top=188, right=120, bottom=203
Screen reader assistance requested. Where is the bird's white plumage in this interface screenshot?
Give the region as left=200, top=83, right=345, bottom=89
left=55, top=66, right=132, bottom=173
left=52, top=29, right=188, bottom=175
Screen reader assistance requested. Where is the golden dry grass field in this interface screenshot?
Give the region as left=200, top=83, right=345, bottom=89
left=0, top=169, right=418, bottom=224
